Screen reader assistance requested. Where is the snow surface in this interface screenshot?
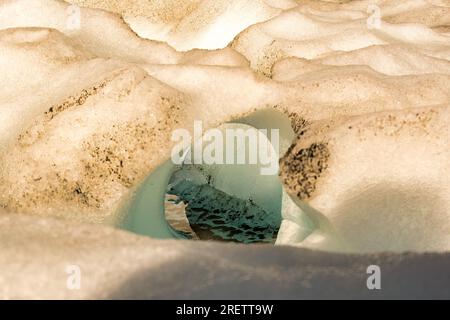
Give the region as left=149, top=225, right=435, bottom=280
left=0, top=0, right=449, bottom=298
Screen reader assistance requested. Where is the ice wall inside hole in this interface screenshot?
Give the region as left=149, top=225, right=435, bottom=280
left=166, top=122, right=284, bottom=243
left=120, top=160, right=183, bottom=239
left=275, top=191, right=316, bottom=246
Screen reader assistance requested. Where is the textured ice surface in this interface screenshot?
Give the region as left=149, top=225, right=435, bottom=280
left=168, top=180, right=280, bottom=243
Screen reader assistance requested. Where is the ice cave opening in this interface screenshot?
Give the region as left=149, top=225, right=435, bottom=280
left=122, top=108, right=301, bottom=244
